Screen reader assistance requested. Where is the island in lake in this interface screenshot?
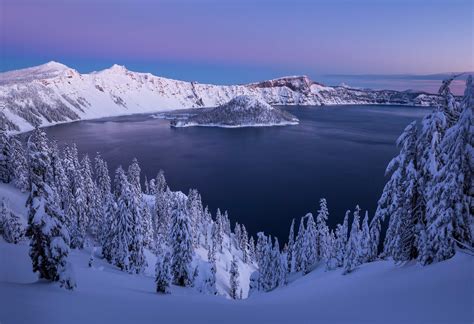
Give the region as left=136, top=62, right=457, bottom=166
left=170, top=95, right=299, bottom=128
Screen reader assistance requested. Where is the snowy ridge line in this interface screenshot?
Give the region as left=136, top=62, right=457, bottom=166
left=0, top=61, right=446, bottom=133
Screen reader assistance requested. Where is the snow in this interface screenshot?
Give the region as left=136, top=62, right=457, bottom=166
left=0, top=238, right=471, bottom=323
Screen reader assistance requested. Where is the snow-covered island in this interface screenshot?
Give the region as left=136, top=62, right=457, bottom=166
left=170, top=95, right=299, bottom=128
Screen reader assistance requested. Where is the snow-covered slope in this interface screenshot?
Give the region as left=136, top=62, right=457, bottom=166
left=0, top=183, right=255, bottom=299
left=171, top=95, right=299, bottom=128
left=0, top=62, right=445, bottom=133
left=0, top=237, right=471, bottom=324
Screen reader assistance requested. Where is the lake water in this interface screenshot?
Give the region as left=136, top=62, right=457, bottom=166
left=44, top=105, right=430, bottom=241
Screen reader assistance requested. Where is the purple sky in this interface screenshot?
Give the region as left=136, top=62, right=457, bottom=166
left=1, top=0, right=473, bottom=84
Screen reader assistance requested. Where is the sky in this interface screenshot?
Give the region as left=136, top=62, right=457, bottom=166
left=0, top=0, right=473, bottom=85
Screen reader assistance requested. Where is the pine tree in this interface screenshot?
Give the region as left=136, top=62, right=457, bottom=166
left=0, top=129, right=12, bottom=183
left=316, top=198, right=330, bottom=261
left=287, top=218, right=296, bottom=273
left=368, top=213, right=381, bottom=262
left=10, top=136, right=29, bottom=192
left=324, top=230, right=336, bottom=270
left=215, top=209, right=224, bottom=253
left=229, top=255, right=240, bottom=299
left=187, top=189, right=203, bottom=247
left=26, top=128, right=75, bottom=290
left=334, top=210, right=349, bottom=268
left=302, top=213, right=317, bottom=274
left=111, top=166, right=146, bottom=273
left=1, top=198, right=24, bottom=244
left=255, top=231, right=267, bottom=268
left=155, top=251, right=172, bottom=294
left=343, top=206, right=361, bottom=274
left=240, top=224, right=249, bottom=263
left=248, top=236, right=256, bottom=263
left=170, top=197, right=193, bottom=287
left=425, top=75, right=474, bottom=263
left=294, top=218, right=305, bottom=272
left=63, top=144, right=87, bottom=249
left=81, top=155, right=100, bottom=238
left=359, top=211, right=371, bottom=263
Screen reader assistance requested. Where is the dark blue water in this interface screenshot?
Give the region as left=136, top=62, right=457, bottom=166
left=44, top=105, right=429, bottom=241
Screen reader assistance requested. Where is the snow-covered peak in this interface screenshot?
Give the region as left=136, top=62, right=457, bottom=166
left=99, top=64, right=130, bottom=75
left=226, top=95, right=274, bottom=111
left=0, top=61, right=73, bottom=84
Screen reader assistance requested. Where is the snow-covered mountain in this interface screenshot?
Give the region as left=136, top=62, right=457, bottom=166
left=0, top=62, right=445, bottom=133
left=171, top=95, right=299, bottom=127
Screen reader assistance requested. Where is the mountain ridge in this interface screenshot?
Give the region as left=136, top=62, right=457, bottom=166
left=0, top=62, right=445, bottom=133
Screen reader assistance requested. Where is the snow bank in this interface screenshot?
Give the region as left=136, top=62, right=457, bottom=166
left=0, top=239, right=471, bottom=324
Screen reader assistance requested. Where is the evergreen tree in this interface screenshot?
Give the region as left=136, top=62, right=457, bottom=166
left=302, top=213, right=317, bottom=274
left=359, top=211, right=371, bottom=263
left=170, top=197, right=194, bottom=286
left=368, top=213, right=381, bottom=262
left=26, top=128, right=75, bottom=290
left=343, top=206, right=361, bottom=274
left=63, top=144, right=87, bottom=249
left=255, top=231, right=267, bottom=268
left=425, top=76, right=474, bottom=263
left=287, top=218, right=295, bottom=273
left=0, top=129, right=12, bottom=183
left=1, top=198, right=24, bottom=244
left=215, top=209, right=224, bottom=253
left=111, top=166, right=146, bottom=273
left=324, top=230, right=336, bottom=271
left=294, top=218, right=305, bottom=272
left=248, top=236, right=256, bottom=263
left=10, top=136, right=29, bottom=192
left=316, top=198, right=330, bottom=261
left=155, top=251, right=172, bottom=294
left=240, top=224, right=249, bottom=263
left=81, top=155, right=100, bottom=238
left=334, top=210, right=349, bottom=268
left=229, top=255, right=240, bottom=299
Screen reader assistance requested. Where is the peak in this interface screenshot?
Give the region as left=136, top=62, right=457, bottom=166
left=0, top=61, right=73, bottom=84
left=108, top=64, right=128, bottom=72
left=226, top=95, right=273, bottom=110
left=41, top=61, right=69, bottom=70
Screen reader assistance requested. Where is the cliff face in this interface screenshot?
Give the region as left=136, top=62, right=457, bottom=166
left=0, top=62, right=443, bottom=133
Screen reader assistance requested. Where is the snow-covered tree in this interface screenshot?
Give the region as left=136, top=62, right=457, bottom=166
left=229, top=255, right=240, bottom=299
left=368, top=213, right=381, bottom=262
left=0, top=129, right=12, bottom=183
left=343, top=206, right=361, bottom=274
left=26, top=128, right=75, bottom=290
left=1, top=198, right=24, bottom=244
left=359, top=211, right=371, bottom=263
left=248, top=236, right=256, bottom=263
left=287, top=218, right=296, bottom=273
left=302, top=213, right=317, bottom=274
left=294, top=218, right=305, bottom=272
left=424, top=75, right=474, bottom=263
left=111, top=166, right=146, bottom=273
left=155, top=251, right=172, bottom=294
left=334, top=210, right=349, bottom=268
left=10, top=136, right=29, bottom=192
left=316, top=198, right=330, bottom=261
left=170, top=197, right=194, bottom=287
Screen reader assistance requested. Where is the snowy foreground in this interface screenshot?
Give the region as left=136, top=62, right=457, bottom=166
left=1, top=239, right=472, bottom=324
left=0, top=185, right=472, bottom=324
